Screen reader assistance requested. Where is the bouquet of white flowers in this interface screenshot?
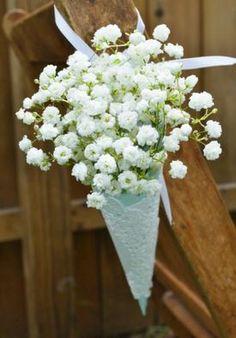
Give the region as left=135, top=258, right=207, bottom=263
left=16, top=23, right=222, bottom=314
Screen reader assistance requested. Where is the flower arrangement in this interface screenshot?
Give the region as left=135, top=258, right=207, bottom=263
left=16, top=23, right=222, bottom=209
left=16, top=23, right=222, bottom=313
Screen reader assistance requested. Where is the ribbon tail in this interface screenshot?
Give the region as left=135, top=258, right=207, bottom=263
left=178, top=56, right=236, bottom=70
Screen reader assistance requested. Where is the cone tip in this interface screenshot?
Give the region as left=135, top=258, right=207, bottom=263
left=138, top=297, right=148, bottom=316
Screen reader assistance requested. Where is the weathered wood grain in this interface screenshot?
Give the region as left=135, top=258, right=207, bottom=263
left=0, top=207, right=23, bottom=242
left=0, top=0, right=18, bottom=209
left=166, top=142, right=236, bottom=338
left=54, top=0, right=137, bottom=45
left=73, top=231, right=102, bottom=337
left=0, top=241, right=28, bottom=338
left=202, top=0, right=236, bottom=210
left=5, top=3, right=75, bottom=338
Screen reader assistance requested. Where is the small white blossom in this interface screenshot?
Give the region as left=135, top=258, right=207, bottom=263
left=96, top=136, right=113, bottom=150
left=101, top=113, right=116, bottom=129
left=189, top=91, right=214, bottom=111
left=163, top=135, right=180, bottom=152
left=118, top=171, right=137, bottom=189
left=185, top=75, right=198, bottom=89
left=43, top=65, right=57, bottom=77
left=164, top=43, right=184, bottom=59
left=118, top=111, right=138, bottom=131
left=67, top=51, right=90, bottom=70
left=39, top=124, right=58, bottom=140
left=136, top=150, right=152, bottom=170
left=77, top=118, right=96, bottom=137
left=16, top=108, right=25, bottom=120
left=85, top=100, right=107, bottom=116
left=87, top=192, right=106, bottom=209
left=166, top=108, right=190, bottom=125
left=123, top=146, right=141, bottom=165
left=205, top=120, right=222, bottom=139
left=95, top=154, right=117, bottom=173
left=48, top=82, right=65, bottom=99
left=93, top=173, right=112, bottom=191
left=141, top=89, right=167, bottom=104
left=23, top=97, right=33, bottom=109
left=42, top=106, right=60, bottom=124
left=137, top=125, right=159, bottom=146
left=169, top=160, right=187, bottom=179
left=23, top=112, right=35, bottom=125
left=26, top=147, right=44, bottom=166
left=19, top=135, right=32, bottom=152
left=53, top=145, right=72, bottom=165
left=72, top=162, right=88, bottom=182
left=93, top=24, right=122, bottom=49
left=180, top=124, right=192, bottom=137
left=84, top=144, right=102, bottom=161
left=203, top=141, right=222, bottom=160
left=113, top=137, right=133, bottom=154
left=92, top=84, right=110, bottom=99
left=129, top=31, right=146, bottom=45
left=61, top=132, right=79, bottom=149
left=153, top=24, right=170, bottom=42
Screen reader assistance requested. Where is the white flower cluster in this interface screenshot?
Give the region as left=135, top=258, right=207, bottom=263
left=16, top=24, right=222, bottom=209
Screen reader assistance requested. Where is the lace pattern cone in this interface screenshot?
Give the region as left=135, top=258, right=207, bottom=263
left=101, top=190, right=161, bottom=310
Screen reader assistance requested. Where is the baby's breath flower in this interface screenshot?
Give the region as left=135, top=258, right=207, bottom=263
left=16, top=22, right=221, bottom=208
left=169, top=160, right=187, bottom=179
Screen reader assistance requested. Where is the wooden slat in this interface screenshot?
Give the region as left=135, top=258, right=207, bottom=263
left=147, top=0, right=201, bottom=57
left=0, top=0, right=18, bottom=208
left=73, top=231, right=102, bottom=337
left=218, top=182, right=236, bottom=211
left=54, top=0, right=137, bottom=45
left=155, top=261, right=218, bottom=336
left=71, top=199, right=105, bottom=231
left=0, top=241, right=28, bottom=338
left=203, top=0, right=236, bottom=210
left=162, top=291, right=216, bottom=338
left=166, top=142, right=236, bottom=338
left=5, top=3, right=76, bottom=338
left=0, top=207, right=23, bottom=242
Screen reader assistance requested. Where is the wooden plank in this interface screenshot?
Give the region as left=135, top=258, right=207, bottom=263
left=202, top=0, right=236, bottom=210
left=71, top=200, right=105, bottom=231
left=73, top=231, right=102, bottom=337
left=166, top=142, right=236, bottom=338
left=0, top=241, right=28, bottom=338
left=0, top=207, right=23, bottom=242
left=147, top=0, right=201, bottom=57
left=163, top=291, right=216, bottom=338
left=0, top=0, right=18, bottom=208
left=5, top=3, right=76, bottom=338
left=218, top=183, right=236, bottom=211
left=55, top=0, right=137, bottom=45
left=155, top=261, right=218, bottom=336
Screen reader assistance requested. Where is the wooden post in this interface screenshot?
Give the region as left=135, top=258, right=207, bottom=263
left=4, top=5, right=76, bottom=338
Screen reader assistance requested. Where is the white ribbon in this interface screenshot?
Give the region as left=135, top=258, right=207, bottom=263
left=54, top=6, right=235, bottom=225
